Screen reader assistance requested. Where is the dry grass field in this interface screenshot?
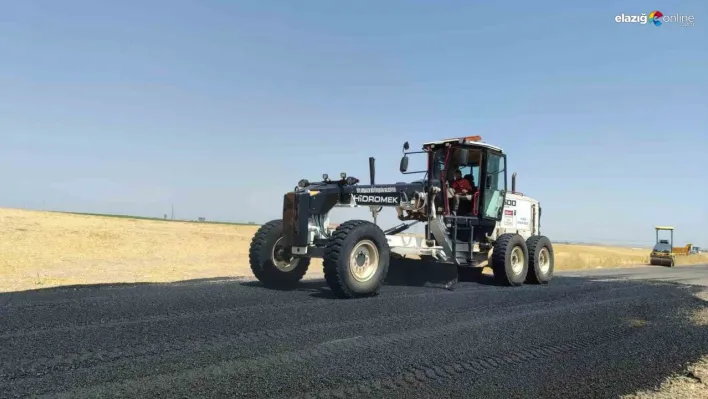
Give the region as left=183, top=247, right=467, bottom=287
left=1, top=207, right=707, bottom=293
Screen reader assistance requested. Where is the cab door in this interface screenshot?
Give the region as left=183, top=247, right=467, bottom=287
left=480, top=150, right=507, bottom=221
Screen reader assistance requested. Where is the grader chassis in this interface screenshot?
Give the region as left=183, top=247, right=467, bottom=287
left=249, top=135, right=555, bottom=299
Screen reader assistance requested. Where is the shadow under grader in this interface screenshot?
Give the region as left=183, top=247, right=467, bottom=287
left=239, top=279, right=335, bottom=298
left=384, top=256, right=502, bottom=288
left=240, top=257, right=506, bottom=300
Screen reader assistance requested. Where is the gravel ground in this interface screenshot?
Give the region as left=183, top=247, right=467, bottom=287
left=1, top=264, right=707, bottom=398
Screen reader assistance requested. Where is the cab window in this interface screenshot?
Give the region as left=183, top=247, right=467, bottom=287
left=448, top=149, right=481, bottom=189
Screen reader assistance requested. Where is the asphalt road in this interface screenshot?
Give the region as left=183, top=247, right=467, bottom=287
left=1, top=264, right=707, bottom=399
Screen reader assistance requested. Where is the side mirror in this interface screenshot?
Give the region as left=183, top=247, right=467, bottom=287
left=403, top=141, right=410, bottom=151
left=399, top=155, right=409, bottom=173
left=456, top=149, right=469, bottom=165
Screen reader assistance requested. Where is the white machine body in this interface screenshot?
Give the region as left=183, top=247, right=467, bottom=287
left=494, top=192, right=542, bottom=241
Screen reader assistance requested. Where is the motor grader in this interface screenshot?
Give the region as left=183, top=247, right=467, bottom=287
left=249, top=135, right=555, bottom=299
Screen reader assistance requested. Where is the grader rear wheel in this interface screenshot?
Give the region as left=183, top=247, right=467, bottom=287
left=491, top=233, right=529, bottom=286
left=526, top=235, right=554, bottom=284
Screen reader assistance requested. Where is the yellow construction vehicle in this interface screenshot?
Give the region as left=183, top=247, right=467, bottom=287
left=674, top=243, right=694, bottom=256
left=649, top=226, right=677, bottom=267
left=649, top=226, right=695, bottom=267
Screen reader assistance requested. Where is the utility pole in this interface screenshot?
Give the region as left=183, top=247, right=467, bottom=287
left=171, top=204, right=174, bottom=221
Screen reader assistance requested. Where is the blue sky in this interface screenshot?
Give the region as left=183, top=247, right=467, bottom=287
left=1, top=0, right=706, bottom=247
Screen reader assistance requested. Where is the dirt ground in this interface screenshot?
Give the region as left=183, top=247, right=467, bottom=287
left=1, top=207, right=707, bottom=293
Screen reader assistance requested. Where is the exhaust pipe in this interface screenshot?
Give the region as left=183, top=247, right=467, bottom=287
left=368, top=157, right=380, bottom=225
left=511, top=172, right=517, bottom=193
left=369, top=157, right=376, bottom=185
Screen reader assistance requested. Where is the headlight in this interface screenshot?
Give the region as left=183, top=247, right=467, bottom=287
left=340, top=172, right=347, bottom=179
left=298, top=179, right=309, bottom=188
left=322, top=173, right=329, bottom=180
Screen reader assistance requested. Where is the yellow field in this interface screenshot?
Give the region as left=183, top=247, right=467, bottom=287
left=1, top=207, right=706, bottom=293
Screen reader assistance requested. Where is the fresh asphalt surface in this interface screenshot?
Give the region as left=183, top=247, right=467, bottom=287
left=1, top=263, right=708, bottom=399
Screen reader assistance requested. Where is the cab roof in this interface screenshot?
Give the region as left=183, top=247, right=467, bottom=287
left=422, top=135, right=504, bottom=152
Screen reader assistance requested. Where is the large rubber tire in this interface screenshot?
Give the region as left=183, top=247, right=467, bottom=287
left=525, top=235, right=554, bottom=284
left=491, top=233, right=529, bottom=286
left=323, top=220, right=390, bottom=299
left=248, top=219, right=310, bottom=288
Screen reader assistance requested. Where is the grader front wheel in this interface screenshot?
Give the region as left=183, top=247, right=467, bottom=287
left=323, top=220, right=390, bottom=299
left=249, top=219, right=310, bottom=288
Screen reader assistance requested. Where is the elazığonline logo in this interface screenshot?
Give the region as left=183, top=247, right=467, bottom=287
left=615, top=10, right=695, bottom=27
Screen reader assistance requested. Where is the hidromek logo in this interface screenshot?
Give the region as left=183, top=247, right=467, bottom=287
left=354, top=195, right=399, bottom=205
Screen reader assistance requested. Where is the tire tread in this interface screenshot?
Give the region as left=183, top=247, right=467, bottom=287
left=248, top=219, right=310, bottom=287
left=525, top=235, right=553, bottom=284
left=323, top=220, right=389, bottom=298
left=491, top=233, right=528, bottom=286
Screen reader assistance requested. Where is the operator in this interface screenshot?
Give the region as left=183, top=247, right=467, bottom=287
left=448, top=169, right=476, bottom=215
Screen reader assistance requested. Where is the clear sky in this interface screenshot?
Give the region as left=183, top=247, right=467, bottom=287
left=1, top=0, right=706, bottom=247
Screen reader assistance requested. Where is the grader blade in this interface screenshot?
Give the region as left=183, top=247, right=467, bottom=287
left=385, top=256, right=461, bottom=291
